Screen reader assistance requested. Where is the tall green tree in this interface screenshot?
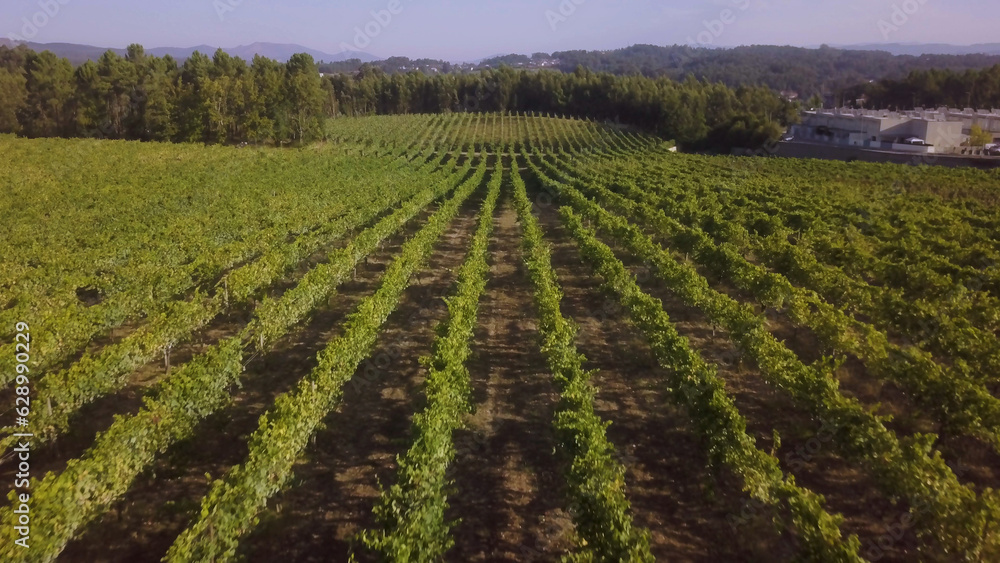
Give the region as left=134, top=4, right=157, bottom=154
left=139, top=54, right=179, bottom=141
left=175, top=51, right=212, bottom=142
left=122, top=43, right=180, bottom=141
left=0, top=67, right=27, bottom=133
left=285, top=53, right=325, bottom=142
left=100, top=50, right=139, bottom=138
left=247, top=55, right=284, bottom=143
left=22, top=50, right=75, bottom=137
left=73, top=60, right=103, bottom=137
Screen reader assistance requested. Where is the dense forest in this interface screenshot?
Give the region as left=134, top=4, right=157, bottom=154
left=545, top=45, right=1000, bottom=101
left=842, top=65, right=1000, bottom=110
left=0, top=44, right=796, bottom=151
left=318, top=56, right=463, bottom=75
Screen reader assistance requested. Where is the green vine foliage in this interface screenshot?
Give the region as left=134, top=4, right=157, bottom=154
left=512, top=158, right=653, bottom=562
left=360, top=152, right=503, bottom=562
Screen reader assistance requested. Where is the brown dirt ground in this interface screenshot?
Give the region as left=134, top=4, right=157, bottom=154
left=445, top=193, right=572, bottom=563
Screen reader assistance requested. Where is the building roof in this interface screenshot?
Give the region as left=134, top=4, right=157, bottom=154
left=805, top=107, right=1000, bottom=124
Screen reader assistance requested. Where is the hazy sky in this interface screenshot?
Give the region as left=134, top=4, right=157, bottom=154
left=3, top=0, right=998, bottom=61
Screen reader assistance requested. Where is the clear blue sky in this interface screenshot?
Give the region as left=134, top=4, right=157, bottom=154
left=3, top=0, right=998, bottom=61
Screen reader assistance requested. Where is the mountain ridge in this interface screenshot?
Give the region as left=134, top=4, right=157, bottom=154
left=0, top=40, right=377, bottom=65
left=7, top=39, right=1000, bottom=67
left=823, top=43, right=1000, bottom=56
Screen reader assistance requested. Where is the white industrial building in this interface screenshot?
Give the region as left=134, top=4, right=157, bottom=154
left=789, top=107, right=1000, bottom=155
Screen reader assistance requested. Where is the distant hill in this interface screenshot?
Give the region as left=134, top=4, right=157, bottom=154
left=0, top=40, right=125, bottom=65
left=0, top=40, right=377, bottom=65
left=835, top=43, right=1000, bottom=56
left=218, top=42, right=377, bottom=64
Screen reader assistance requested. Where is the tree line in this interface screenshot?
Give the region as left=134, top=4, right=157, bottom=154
left=0, top=43, right=797, bottom=150
left=0, top=44, right=329, bottom=145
